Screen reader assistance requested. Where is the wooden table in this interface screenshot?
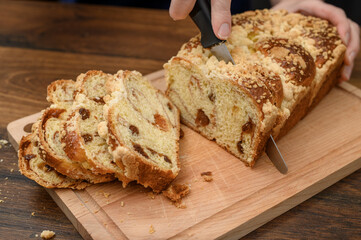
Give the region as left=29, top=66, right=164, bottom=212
left=0, top=1, right=360, bottom=239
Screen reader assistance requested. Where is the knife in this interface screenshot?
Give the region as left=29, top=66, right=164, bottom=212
left=189, top=0, right=288, bottom=174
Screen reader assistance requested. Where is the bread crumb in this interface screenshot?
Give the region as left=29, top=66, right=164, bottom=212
left=93, top=210, right=99, bottom=214
left=4, top=177, right=8, bottom=180
left=35, top=234, right=39, bottom=237
left=119, top=219, right=123, bottom=223
left=149, top=225, right=155, bottom=234
left=163, top=184, right=190, bottom=202
left=103, top=192, right=111, bottom=198
left=201, top=171, right=213, bottom=182
left=163, top=184, right=190, bottom=209
left=0, top=139, right=8, bottom=145
left=31, top=212, right=35, bottom=216
left=174, top=200, right=187, bottom=209
left=147, top=192, right=155, bottom=199
left=40, top=230, right=55, bottom=239
left=127, top=212, right=131, bottom=215
left=0, top=200, right=4, bottom=203
left=120, top=201, right=125, bottom=207
left=0, top=159, right=3, bottom=162
left=10, top=169, right=14, bottom=173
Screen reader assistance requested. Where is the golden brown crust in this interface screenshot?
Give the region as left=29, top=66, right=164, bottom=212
left=256, top=38, right=316, bottom=87
left=276, top=52, right=345, bottom=140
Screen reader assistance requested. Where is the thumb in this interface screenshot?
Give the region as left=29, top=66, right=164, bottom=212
left=211, top=0, right=232, bottom=40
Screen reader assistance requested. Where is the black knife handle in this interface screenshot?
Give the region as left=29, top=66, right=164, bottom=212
left=189, top=0, right=223, bottom=48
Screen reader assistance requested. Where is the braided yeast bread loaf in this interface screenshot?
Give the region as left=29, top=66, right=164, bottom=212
left=165, top=10, right=346, bottom=166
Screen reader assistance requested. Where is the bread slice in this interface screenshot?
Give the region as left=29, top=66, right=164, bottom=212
left=38, top=80, right=114, bottom=183
left=19, top=132, right=90, bottom=190
left=62, top=71, right=130, bottom=184
left=98, top=70, right=180, bottom=192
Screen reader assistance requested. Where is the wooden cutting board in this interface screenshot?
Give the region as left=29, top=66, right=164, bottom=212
left=7, top=70, right=361, bottom=240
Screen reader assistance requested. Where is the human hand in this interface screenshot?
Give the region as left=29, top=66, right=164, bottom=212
left=272, top=0, right=360, bottom=82
left=169, top=0, right=232, bottom=40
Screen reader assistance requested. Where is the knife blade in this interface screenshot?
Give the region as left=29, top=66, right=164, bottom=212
left=189, top=0, right=288, bottom=174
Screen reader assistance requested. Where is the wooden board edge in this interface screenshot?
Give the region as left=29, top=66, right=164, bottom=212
left=338, top=82, right=361, bottom=99
left=46, top=189, right=97, bottom=240
left=171, top=136, right=361, bottom=240
left=48, top=189, right=129, bottom=240
left=6, top=112, right=41, bottom=151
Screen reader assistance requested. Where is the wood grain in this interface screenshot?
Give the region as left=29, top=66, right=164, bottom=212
left=0, top=1, right=360, bottom=239
left=7, top=73, right=361, bottom=240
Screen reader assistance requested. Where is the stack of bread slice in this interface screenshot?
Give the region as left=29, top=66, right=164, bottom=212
left=19, top=70, right=181, bottom=192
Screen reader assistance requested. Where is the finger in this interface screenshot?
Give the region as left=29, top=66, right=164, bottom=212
left=340, top=62, right=354, bottom=82
left=344, top=20, right=360, bottom=65
left=289, top=1, right=351, bottom=45
left=169, top=0, right=196, bottom=20
left=211, top=0, right=232, bottom=39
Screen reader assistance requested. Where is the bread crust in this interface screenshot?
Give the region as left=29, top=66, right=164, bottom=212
left=276, top=52, right=345, bottom=140
left=19, top=133, right=90, bottom=190
left=106, top=107, right=180, bottom=192
left=102, top=70, right=181, bottom=192
left=38, top=108, right=114, bottom=183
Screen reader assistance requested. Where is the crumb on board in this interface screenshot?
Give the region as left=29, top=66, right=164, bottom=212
left=162, top=184, right=190, bottom=209
left=147, top=192, right=156, bottom=199
left=120, top=201, right=125, bottom=207
left=40, top=230, right=55, bottom=239
left=93, top=210, right=99, bottom=214
left=174, top=200, right=187, bottom=209
left=201, top=171, right=213, bottom=182
left=149, top=225, right=155, bottom=234
left=0, top=159, right=3, bottom=163
left=0, top=200, right=4, bottom=203
left=10, top=169, right=14, bottom=173
left=31, top=212, right=35, bottom=216
left=162, top=184, right=190, bottom=202
left=35, top=234, right=39, bottom=237
left=103, top=192, right=111, bottom=198
left=0, top=139, right=8, bottom=145
left=119, top=219, right=123, bottom=223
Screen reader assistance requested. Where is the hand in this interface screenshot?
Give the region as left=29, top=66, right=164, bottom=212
left=169, top=0, right=232, bottom=40
left=272, top=0, right=360, bottom=82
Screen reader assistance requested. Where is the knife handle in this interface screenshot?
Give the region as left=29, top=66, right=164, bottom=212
left=189, top=0, right=223, bottom=48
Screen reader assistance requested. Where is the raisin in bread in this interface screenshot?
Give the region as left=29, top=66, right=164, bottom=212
left=164, top=9, right=346, bottom=166
left=19, top=132, right=90, bottom=190
left=98, top=70, right=180, bottom=192
left=38, top=80, right=114, bottom=183
left=62, top=71, right=131, bottom=184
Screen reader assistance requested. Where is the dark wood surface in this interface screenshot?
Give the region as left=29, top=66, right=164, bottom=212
left=0, top=1, right=360, bottom=239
